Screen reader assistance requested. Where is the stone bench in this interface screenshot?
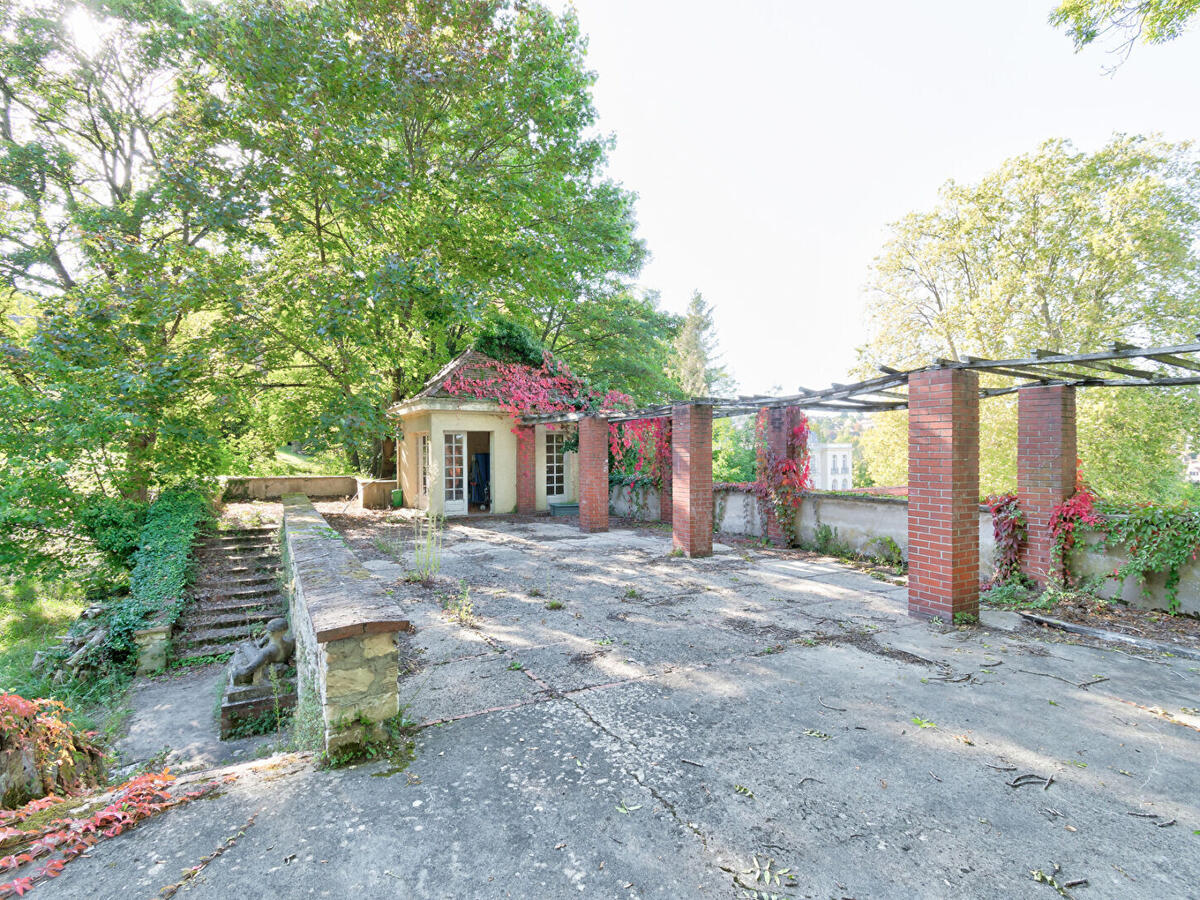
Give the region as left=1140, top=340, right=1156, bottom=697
left=281, top=493, right=411, bottom=750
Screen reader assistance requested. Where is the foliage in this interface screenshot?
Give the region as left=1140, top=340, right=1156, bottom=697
left=1092, top=500, right=1200, bottom=613
left=443, top=353, right=631, bottom=420
left=1051, top=0, right=1200, bottom=53
left=0, top=694, right=102, bottom=808
left=74, top=500, right=148, bottom=569
left=409, top=516, right=443, bottom=584
left=713, top=417, right=758, bottom=484
left=1049, top=487, right=1105, bottom=588
left=0, top=769, right=217, bottom=897
left=755, top=410, right=812, bottom=546
left=812, top=523, right=853, bottom=559
left=866, top=535, right=906, bottom=570
left=858, top=137, right=1200, bottom=501
left=609, top=418, right=670, bottom=487
left=986, top=493, right=1028, bottom=586
left=473, top=316, right=545, bottom=368
left=669, top=290, right=734, bottom=397
left=107, top=488, right=211, bottom=664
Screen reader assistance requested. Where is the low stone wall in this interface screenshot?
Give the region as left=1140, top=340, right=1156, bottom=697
left=608, top=483, right=661, bottom=521
left=711, top=487, right=1198, bottom=614
left=222, top=475, right=358, bottom=501
left=358, top=478, right=398, bottom=510
left=281, top=494, right=410, bottom=750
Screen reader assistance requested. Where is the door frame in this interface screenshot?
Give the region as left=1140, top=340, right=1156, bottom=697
left=442, top=431, right=467, bottom=517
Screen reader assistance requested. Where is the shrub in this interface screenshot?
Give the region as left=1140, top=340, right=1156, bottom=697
left=76, top=497, right=148, bottom=567
left=0, top=693, right=104, bottom=808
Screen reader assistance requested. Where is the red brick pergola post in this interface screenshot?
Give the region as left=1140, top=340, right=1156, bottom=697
left=672, top=403, right=713, bottom=557
left=578, top=416, right=609, bottom=533
left=1017, top=385, right=1077, bottom=585
left=762, top=407, right=790, bottom=546
left=658, top=418, right=673, bottom=525
left=907, top=369, right=980, bottom=621
left=515, top=425, right=535, bottom=515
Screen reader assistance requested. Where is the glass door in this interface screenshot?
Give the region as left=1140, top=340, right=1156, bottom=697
left=443, top=432, right=467, bottom=516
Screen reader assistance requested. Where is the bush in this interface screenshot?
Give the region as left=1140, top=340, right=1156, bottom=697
left=107, top=487, right=212, bottom=664
left=77, top=497, right=148, bottom=567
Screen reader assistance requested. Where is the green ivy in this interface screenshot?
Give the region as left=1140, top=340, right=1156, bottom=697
left=1091, top=501, right=1200, bottom=614
left=107, top=487, right=213, bottom=663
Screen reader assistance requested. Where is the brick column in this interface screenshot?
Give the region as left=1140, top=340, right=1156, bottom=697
left=578, top=417, right=609, bottom=533
left=515, top=425, right=535, bottom=515
left=658, top=419, right=673, bottom=525
left=761, top=407, right=790, bottom=546
left=1017, top=385, right=1077, bottom=585
left=672, top=403, right=713, bottom=558
left=907, top=369, right=979, bottom=621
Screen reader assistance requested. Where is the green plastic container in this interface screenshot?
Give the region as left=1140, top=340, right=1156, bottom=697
left=391, top=488, right=404, bottom=508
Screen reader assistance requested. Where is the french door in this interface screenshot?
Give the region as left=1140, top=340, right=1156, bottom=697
left=443, top=432, right=467, bottom=516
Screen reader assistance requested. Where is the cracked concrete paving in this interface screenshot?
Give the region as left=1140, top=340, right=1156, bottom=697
left=40, top=518, right=1200, bottom=899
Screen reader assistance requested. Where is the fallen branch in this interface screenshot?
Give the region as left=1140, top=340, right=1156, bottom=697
left=159, top=810, right=259, bottom=898
left=818, top=697, right=847, bottom=712
left=1017, top=669, right=1109, bottom=690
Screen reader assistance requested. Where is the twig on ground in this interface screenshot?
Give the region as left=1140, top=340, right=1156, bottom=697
left=818, top=697, right=847, bottom=711
left=1007, top=773, right=1053, bottom=789
left=1018, top=669, right=1109, bottom=690
left=681, top=758, right=705, bottom=767
left=986, top=763, right=1018, bottom=771
left=928, top=771, right=942, bottom=782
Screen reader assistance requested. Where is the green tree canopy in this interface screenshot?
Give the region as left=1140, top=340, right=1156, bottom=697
left=669, top=290, right=734, bottom=398
left=1051, top=0, right=1200, bottom=53
left=858, top=136, right=1200, bottom=501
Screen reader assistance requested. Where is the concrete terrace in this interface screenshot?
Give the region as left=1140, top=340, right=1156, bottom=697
left=43, top=518, right=1200, bottom=899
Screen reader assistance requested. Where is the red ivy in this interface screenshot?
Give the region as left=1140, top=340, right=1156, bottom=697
left=1049, top=486, right=1103, bottom=582
left=609, top=418, right=671, bottom=485
left=443, top=352, right=632, bottom=421
left=0, top=770, right=220, bottom=897
left=986, top=493, right=1026, bottom=586
left=753, top=410, right=812, bottom=545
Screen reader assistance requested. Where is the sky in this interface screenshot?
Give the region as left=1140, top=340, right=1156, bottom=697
left=548, top=0, right=1200, bottom=396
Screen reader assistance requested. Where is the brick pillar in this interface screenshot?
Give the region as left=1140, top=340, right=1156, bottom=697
left=761, top=407, right=790, bottom=546
left=578, top=417, right=609, bottom=533
left=515, top=425, right=535, bottom=515
left=658, top=419, right=673, bottom=525
left=1017, top=385, right=1077, bottom=585
left=672, top=403, right=713, bottom=558
left=907, top=369, right=980, bottom=621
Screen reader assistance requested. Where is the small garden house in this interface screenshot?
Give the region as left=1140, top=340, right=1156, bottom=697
left=390, top=352, right=580, bottom=516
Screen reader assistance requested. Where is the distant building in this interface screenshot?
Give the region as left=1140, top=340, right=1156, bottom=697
left=808, top=442, right=854, bottom=491
left=1186, top=457, right=1200, bottom=484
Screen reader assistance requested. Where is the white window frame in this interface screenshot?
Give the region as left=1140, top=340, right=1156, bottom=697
left=545, top=431, right=566, bottom=498
left=418, top=434, right=430, bottom=499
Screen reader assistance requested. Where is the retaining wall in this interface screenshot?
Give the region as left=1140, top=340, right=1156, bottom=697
left=281, top=493, right=410, bottom=750
left=223, top=475, right=358, bottom=501
left=611, top=483, right=1198, bottom=614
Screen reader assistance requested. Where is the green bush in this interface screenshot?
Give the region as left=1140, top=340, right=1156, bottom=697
left=77, top=497, right=148, bottom=567
left=107, top=487, right=212, bottom=663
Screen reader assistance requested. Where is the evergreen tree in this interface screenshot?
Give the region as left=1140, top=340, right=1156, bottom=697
left=670, top=291, right=735, bottom=398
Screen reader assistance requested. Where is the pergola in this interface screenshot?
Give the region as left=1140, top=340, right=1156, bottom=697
left=520, top=340, right=1200, bottom=620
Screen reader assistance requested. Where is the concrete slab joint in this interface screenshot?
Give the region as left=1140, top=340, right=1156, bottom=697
left=281, top=493, right=409, bottom=750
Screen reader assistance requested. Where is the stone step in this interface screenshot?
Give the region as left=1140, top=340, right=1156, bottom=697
left=194, top=573, right=278, bottom=590
left=181, top=623, right=268, bottom=646
left=220, top=690, right=297, bottom=739
left=180, top=609, right=278, bottom=631
left=190, top=596, right=283, bottom=616
left=195, top=584, right=280, bottom=601
left=195, top=555, right=277, bottom=569
left=172, top=645, right=236, bottom=666
left=200, top=540, right=275, bottom=554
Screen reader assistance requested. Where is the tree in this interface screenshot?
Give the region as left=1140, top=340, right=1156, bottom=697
left=1051, top=0, right=1200, bottom=56
left=858, top=136, right=1200, bottom=501
left=670, top=291, right=734, bottom=398
left=197, top=0, right=652, bottom=473
left=0, top=0, right=256, bottom=574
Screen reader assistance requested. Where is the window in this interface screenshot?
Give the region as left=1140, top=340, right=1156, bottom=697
left=418, top=434, right=430, bottom=497
left=546, top=431, right=566, bottom=497
left=444, top=433, right=465, bottom=502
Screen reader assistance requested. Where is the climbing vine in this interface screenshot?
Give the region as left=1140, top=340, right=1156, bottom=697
left=1049, top=487, right=1103, bottom=583
left=1092, top=501, right=1200, bottom=613
left=753, top=409, right=812, bottom=546
left=0, top=770, right=219, bottom=897
left=443, top=352, right=631, bottom=420
left=985, top=493, right=1027, bottom=586
left=609, top=418, right=671, bottom=488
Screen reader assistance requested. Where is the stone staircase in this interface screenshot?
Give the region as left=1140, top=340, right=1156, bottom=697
left=176, top=526, right=286, bottom=665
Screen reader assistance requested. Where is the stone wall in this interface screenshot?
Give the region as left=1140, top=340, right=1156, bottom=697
left=281, top=494, right=411, bottom=751
left=608, top=483, right=661, bottom=521
left=223, top=475, right=358, bottom=501
left=358, top=478, right=398, bottom=510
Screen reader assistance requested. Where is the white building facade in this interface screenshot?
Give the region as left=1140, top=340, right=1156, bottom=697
left=808, top=442, right=854, bottom=491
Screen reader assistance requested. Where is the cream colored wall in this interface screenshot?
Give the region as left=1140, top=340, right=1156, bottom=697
left=534, top=425, right=579, bottom=510
left=428, top=410, right=518, bottom=516
left=398, top=413, right=431, bottom=510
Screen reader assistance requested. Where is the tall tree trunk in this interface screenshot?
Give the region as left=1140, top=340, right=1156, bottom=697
left=123, top=432, right=157, bottom=503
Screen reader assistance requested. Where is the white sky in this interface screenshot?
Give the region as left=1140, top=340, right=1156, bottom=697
left=551, top=0, right=1200, bottom=395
